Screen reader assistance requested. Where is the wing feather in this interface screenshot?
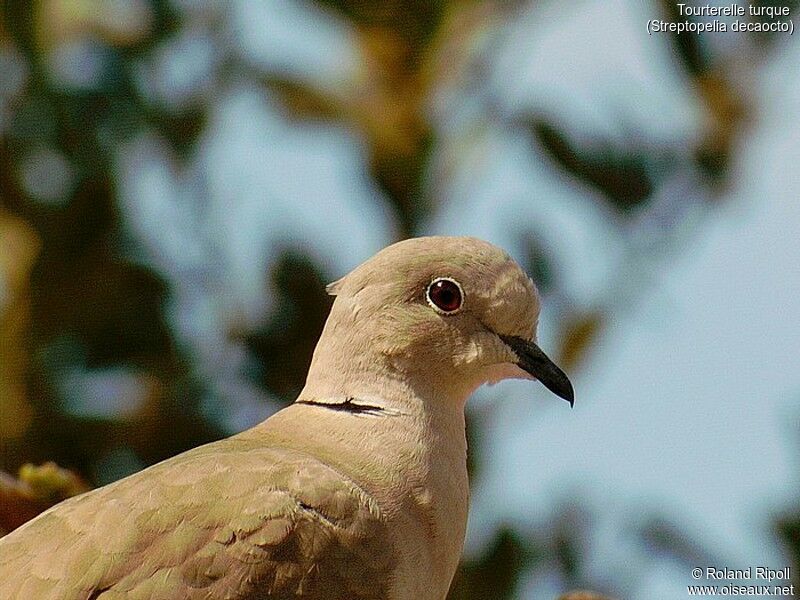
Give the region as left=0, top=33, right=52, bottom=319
left=0, top=438, right=394, bottom=600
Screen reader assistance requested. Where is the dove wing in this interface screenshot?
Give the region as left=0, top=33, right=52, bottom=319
left=0, top=436, right=394, bottom=600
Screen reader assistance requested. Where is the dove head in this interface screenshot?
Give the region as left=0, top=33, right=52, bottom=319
left=303, top=236, right=573, bottom=408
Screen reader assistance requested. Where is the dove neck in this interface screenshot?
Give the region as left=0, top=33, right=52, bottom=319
left=299, top=344, right=472, bottom=417
left=287, top=316, right=471, bottom=600
left=298, top=293, right=482, bottom=414
left=294, top=342, right=470, bottom=600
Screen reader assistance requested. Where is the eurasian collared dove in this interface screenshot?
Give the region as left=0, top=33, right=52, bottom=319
left=0, top=236, right=574, bottom=600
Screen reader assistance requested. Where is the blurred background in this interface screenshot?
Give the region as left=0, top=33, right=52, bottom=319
left=1, top=0, right=799, bottom=598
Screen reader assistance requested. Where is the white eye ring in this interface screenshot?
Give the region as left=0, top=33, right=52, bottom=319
left=425, top=277, right=465, bottom=315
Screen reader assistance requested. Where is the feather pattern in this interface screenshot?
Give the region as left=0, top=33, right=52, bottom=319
left=0, top=436, right=393, bottom=600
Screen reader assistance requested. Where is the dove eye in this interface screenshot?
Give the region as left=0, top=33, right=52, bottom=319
left=426, top=278, right=464, bottom=314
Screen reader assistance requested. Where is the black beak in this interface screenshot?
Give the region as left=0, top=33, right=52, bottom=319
left=499, top=335, right=575, bottom=406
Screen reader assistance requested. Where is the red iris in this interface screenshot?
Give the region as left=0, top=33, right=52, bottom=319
left=427, top=278, right=463, bottom=313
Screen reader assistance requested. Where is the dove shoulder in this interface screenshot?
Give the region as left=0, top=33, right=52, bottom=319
left=0, top=431, right=394, bottom=600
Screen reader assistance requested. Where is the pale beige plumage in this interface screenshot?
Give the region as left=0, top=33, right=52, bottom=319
left=0, top=236, right=573, bottom=600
